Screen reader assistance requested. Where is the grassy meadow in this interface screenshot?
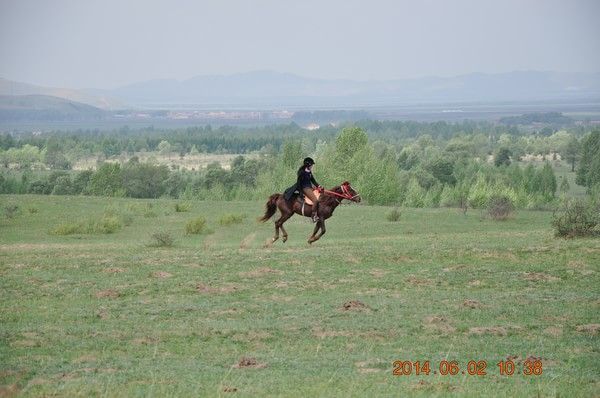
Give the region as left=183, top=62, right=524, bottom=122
left=0, top=194, right=599, bottom=397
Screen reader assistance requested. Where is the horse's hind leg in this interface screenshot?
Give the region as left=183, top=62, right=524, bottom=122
left=275, top=211, right=293, bottom=243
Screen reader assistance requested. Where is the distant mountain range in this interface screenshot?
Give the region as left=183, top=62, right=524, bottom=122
left=95, top=70, right=600, bottom=107
left=1, top=70, right=600, bottom=116
left=0, top=95, right=106, bottom=121
left=0, top=78, right=124, bottom=110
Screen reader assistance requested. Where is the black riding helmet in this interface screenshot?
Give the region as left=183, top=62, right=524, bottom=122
left=303, top=157, right=315, bottom=167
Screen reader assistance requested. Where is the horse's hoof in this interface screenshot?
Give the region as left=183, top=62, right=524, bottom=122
left=282, top=236, right=287, bottom=243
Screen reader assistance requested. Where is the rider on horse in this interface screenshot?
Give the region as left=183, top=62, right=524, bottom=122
left=295, top=157, right=322, bottom=222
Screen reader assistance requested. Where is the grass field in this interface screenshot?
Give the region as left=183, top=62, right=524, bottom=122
left=1, top=195, right=599, bottom=397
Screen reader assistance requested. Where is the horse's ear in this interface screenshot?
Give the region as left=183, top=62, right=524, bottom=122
left=342, top=181, right=349, bottom=186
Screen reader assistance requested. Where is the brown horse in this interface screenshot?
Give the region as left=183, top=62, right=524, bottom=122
left=259, top=181, right=361, bottom=244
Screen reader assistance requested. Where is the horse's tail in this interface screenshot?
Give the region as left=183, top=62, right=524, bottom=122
left=258, top=194, right=280, bottom=222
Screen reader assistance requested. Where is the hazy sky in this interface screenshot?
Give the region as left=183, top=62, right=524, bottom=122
left=1, top=0, right=599, bottom=89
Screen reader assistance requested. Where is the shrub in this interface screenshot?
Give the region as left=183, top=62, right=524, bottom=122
left=4, top=204, right=20, bottom=219
left=218, top=213, right=246, bottom=226
left=486, top=195, right=515, bottom=221
left=51, top=216, right=123, bottom=235
left=52, top=223, right=82, bottom=235
left=175, top=202, right=191, bottom=212
left=149, top=231, right=175, bottom=247
left=27, top=207, right=39, bottom=214
left=185, top=217, right=206, bottom=234
left=93, top=216, right=122, bottom=234
left=552, top=198, right=600, bottom=238
left=386, top=208, right=401, bottom=222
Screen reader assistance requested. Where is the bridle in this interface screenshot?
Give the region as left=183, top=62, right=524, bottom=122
left=321, top=182, right=361, bottom=203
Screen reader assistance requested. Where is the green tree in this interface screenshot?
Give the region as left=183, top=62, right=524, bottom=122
left=494, top=147, right=512, bottom=167
left=89, top=163, right=123, bottom=196
left=539, top=162, right=557, bottom=198
left=576, top=131, right=600, bottom=188
left=563, top=135, right=580, bottom=172
left=122, top=161, right=169, bottom=198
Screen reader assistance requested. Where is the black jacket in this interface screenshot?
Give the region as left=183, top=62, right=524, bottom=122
left=283, top=167, right=319, bottom=201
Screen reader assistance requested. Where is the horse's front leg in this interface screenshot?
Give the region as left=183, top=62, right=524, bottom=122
left=307, top=219, right=322, bottom=244
left=308, top=219, right=327, bottom=244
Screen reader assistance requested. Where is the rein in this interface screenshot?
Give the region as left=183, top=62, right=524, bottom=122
left=321, top=185, right=360, bottom=202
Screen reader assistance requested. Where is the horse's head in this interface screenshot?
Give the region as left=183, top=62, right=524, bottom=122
left=340, top=181, right=361, bottom=202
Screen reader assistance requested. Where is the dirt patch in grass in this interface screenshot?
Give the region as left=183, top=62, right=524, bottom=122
left=390, top=255, right=413, bottom=263
left=0, top=383, right=20, bottom=397
left=239, top=267, right=282, bottom=278
left=575, top=324, right=600, bottom=335
left=341, top=300, right=371, bottom=312
left=95, top=289, right=120, bottom=298
left=543, top=326, right=563, bottom=337
left=369, top=269, right=387, bottom=278
left=423, top=316, right=456, bottom=334
left=151, top=271, right=172, bottom=278
left=468, top=326, right=507, bottom=336
left=406, top=276, right=433, bottom=286
left=442, top=264, right=469, bottom=272
left=468, top=280, right=483, bottom=287
left=132, top=337, right=159, bottom=345
left=239, top=233, right=256, bottom=249
left=462, top=299, right=483, bottom=309
left=233, top=357, right=267, bottom=369
left=103, top=267, right=125, bottom=273
left=196, top=283, right=238, bottom=294
left=72, top=355, right=98, bottom=364
left=223, top=386, right=238, bottom=393
left=522, top=272, right=560, bottom=282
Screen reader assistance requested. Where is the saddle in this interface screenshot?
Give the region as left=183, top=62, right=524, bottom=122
left=283, top=185, right=320, bottom=205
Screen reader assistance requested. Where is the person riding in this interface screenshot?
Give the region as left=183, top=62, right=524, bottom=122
left=297, top=157, right=322, bottom=222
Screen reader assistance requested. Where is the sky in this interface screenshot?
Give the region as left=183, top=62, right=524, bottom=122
left=1, top=0, right=599, bottom=89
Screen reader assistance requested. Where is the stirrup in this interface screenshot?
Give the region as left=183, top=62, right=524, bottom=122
left=311, top=213, right=319, bottom=222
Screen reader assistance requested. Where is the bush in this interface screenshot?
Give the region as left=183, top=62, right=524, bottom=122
left=185, top=217, right=206, bottom=234
left=93, top=216, right=122, bottom=234
left=4, top=204, right=20, bottom=219
left=386, top=208, right=401, bottom=222
left=218, top=213, right=245, bottom=226
left=175, top=202, right=191, bottom=212
left=51, top=216, right=123, bottom=235
left=149, top=231, right=175, bottom=247
left=552, top=198, right=600, bottom=238
left=52, top=223, right=84, bottom=235
left=486, top=195, right=515, bottom=220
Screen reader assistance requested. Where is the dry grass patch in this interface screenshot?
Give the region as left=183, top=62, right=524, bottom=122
left=239, top=267, right=282, bottom=278
left=196, top=283, right=238, bottom=294
left=341, top=300, right=371, bottom=312
left=95, top=289, right=120, bottom=298
left=468, top=326, right=507, bottom=336
left=462, top=299, right=483, bottom=309
left=423, top=316, right=456, bottom=334
left=151, top=271, right=172, bottom=278
left=575, top=324, right=600, bottom=335
left=233, top=357, right=267, bottom=369
left=523, top=272, right=560, bottom=282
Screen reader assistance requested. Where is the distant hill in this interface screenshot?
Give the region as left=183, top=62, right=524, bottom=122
left=499, top=112, right=574, bottom=126
left=0, top=78, right=124, bottom=110
left=99, top=70, right=600, bottom=107
left=0, top=95, right=106, bottom=121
